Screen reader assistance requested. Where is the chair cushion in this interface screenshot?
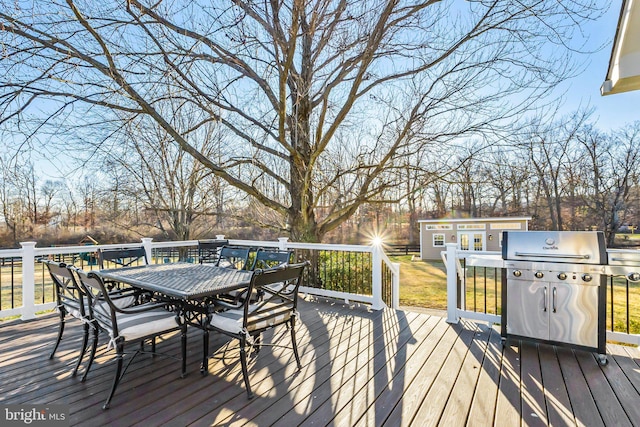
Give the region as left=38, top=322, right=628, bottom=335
left=209, top=302, right=292, bottom=334
left=112, top=306, right=179, bottom=342
left=100, top=304, right=180, bottom=342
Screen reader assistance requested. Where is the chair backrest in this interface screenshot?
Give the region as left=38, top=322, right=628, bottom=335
left=216, top=246, right=251, bottom=270
left=41, top=259, right=86, bottom=317
left=198, top=239, right=229, bottom=264
left=72, top=267, right=119, bottom=334
left=98, top=247, right=148, bottom=269
left=250, top=249, right=293, bottom=271
left=242, top=261, right=309, bottom=332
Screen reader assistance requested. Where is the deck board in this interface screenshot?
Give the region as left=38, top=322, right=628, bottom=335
left=520, top=341, right=547, bottom=426
left=466, top=327, right=502, bottom=427
left=2, top=298, right=640, bottom=426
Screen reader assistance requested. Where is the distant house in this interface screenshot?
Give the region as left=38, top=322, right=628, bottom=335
left=418, top=217, right=531, bottom=260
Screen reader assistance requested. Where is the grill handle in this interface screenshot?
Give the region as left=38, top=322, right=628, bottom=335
left=543, top=287, right=547, bottom=312
left=514, top=252, right=590, bottom=260
left=609, top=257, right=640, bottom=263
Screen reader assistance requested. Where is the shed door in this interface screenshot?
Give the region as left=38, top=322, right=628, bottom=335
left=458, top=232, right=485, bottom=251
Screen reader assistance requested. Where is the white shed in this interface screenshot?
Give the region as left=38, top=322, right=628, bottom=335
left=418, top=217, right=531, bottom=260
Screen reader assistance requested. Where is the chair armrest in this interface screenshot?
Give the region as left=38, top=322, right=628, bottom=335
left=111, top=302, right=172, bottom=315
left=210, top=298, right=244, bottom=311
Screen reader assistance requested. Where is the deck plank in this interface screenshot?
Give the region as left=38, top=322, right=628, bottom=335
left=556, top=346, right=604, bottom=427
left=494, top=340, right=521, bottom=426
left=575, top=350, right=633, bottom=427
left=384, top=321, right=463, bottom=426
left=466, top=327, right=503, bottom=427
left=437, top=322, right=492, bottom=427
left=520, top=341, right=547, bottom=426
left=538, top=343, right=574, bottom=426
left=2, top=300, right=640, bottom=427
left=326, top=311, right=435, bottom=427
left=353, top=315, right=450, bottom=427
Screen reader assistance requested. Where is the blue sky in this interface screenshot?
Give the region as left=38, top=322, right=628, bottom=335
left=562, top=1, right=640, bottom=129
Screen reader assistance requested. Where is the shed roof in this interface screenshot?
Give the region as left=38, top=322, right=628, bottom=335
left=417, top=217, right=532, bottom=223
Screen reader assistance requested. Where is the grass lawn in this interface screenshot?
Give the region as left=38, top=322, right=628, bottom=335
left=391, top=255, right=448, bottom=310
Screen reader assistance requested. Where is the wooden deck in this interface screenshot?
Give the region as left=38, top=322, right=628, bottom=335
left=2, top=298, right=640, bottom=426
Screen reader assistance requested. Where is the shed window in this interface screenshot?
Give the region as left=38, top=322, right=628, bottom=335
left=433, top=233, right=445, bottom=247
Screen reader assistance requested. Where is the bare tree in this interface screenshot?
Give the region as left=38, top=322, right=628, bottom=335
left=0, top=0, right=605, bottom=241
left=98, top=111, right=231, bottom=241
left=578, top=122, right=640, bottom=245
left=519, top=110, right=591, bottom=230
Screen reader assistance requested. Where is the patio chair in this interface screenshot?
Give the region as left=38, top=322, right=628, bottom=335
left=213, top=246, right=254, bottom=304
left=216, top=246, right=251, bottom=270
left=41, top=259, right=91, bottom=377
left=98, top=247, right=148, bottom=290
left=202, top=261, right=309, bottom=399
left=198, top=239, right=229, bottom=264
left=249, top=248, right=293, bottom=271
left=73, top=267, right=187, bottom=410
left=97, top=246, right=148, bottom=269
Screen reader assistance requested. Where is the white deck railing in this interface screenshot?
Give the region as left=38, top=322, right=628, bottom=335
left=443, top=242, right=640, bottom=346
left=0, top=237, right=400, bottom=320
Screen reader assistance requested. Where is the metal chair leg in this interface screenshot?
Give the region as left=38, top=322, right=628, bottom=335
left=252, top=334, right=261, bottom=356
left=290, top=318, right=302, bottom=370
left=49, top=313, right=65, bottom=359
left=239, top=335, right=254, bottom=399
left=201, top=330, right=209, bottom=374
left=82, top=325, right=100, bottom=382
left=103, top=342, right=124, bottom=410
left=72, top=322, right=90, bottom=376
left=180, top=323, right=187, bottom=378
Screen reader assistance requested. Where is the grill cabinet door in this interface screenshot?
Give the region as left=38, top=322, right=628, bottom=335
left=549, top=282, right=599, bottom=348
left=506, top=279, right=548, bottom=341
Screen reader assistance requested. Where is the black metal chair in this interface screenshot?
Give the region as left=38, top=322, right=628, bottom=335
left=214, top=246, right=254, bottom=304
left=97, top=247, right=148, bottom=269
left=250, top=248, right=293, bottom=271
left=41, top=260, right=90, bottom=377
left=203, top=261, right=309, bottom=399
left=216, top=246, right=251, bottom=270
left=198, top=239, right=229, bottom=264
left=73, top=267, right=187, bottom=410
left=97, top=247, right=148, bottom=290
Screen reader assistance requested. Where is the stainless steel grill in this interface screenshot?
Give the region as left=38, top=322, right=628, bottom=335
left=501, top=231, right=608, bottom=364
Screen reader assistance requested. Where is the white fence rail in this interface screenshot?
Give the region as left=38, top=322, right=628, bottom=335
left=0, top=238, right=400, bottom=320
left=443, top=243, right=640, bottom=347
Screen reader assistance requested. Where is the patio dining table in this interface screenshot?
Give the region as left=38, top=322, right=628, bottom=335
left=94, top=262, right=255, bottom=372
left=95, top=262, right=254, bottom=301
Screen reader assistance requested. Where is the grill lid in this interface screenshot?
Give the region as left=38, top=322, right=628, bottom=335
left=502, top=231, right=607, bottom=265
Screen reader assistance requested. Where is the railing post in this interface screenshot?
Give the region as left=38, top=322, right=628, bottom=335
left=20, top=241, right=37, bottom=321
left=278, top=237, right=289, bottom=250
left=141, top=237, right=153, bottom=263
left=446, top=243, right=459, bottom=324
left=371, top=245, right=384, bottom=310
left=392, top=262, right=401, bottom=309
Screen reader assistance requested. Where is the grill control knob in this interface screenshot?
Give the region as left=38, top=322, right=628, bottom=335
left=534, top=271, right=544, bottom=279
left=513, top=270, right=522, bottom=277
left=557, top=273, right=567, bottom=280
left=582, top=274, right=593, bottom=282
left=628, top=272, right=640, bottom=282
